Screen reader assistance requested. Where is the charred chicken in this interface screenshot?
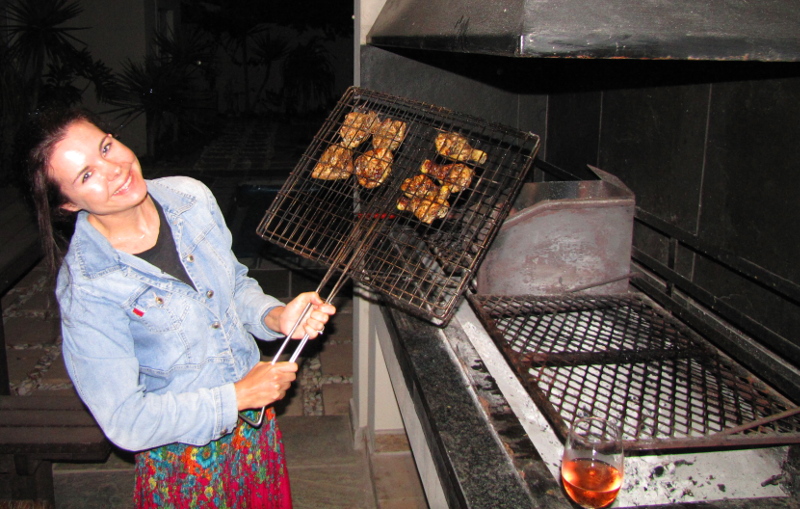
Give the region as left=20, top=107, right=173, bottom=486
left=372, top=117, right=408, bottom=151
left=397, top=174, right=452, bottom=224
left=396, top=190, right=451, bottom=224
left=354, top=147, right=393, bottom=189
left=419, top=160, right=473, bottom=193
left=312, top=144, right=354, bottom=180
left=400, top=174, right=440, bottom=199
left=434, top=132, right=487, bottom=165
left=339, top=110, right=379, bottom=148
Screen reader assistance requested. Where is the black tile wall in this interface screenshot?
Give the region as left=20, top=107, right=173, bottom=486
left=360, top=46, right=547, bottom=136
left=702, top=77, right=800, bottom=281
left=546, top=91, right=601, bottom=179
left=599, top=84, right=710, bottom=233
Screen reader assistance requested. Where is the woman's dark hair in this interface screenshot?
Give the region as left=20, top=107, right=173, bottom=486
left=16, top=108, right=108, bottom=277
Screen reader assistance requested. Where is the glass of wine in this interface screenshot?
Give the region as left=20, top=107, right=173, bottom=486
left=561, top=416, right=624, bottom=508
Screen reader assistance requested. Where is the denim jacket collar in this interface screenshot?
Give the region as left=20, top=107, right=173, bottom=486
left=70, top=180, right=196, bottom=280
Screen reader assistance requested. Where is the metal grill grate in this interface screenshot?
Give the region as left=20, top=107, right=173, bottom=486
left=257, top=87, right=540, bottom=325
left=468, top=293, right=800, bottom=451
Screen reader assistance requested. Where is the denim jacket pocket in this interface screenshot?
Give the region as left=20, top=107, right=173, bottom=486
left=129, top=288, right=188, bottom=333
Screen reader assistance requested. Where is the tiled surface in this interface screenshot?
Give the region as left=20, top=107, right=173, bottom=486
left=279, top=416, right=375, bottom=509
left=2, top=118, right=428, bottom=508
left=371, top=453, right=429, bottom=509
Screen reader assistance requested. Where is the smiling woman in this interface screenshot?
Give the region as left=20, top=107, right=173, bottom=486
left=17, top=108, right=336, bottom=508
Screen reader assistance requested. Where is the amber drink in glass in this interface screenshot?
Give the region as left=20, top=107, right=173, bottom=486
left=561, top=417, right=624, bottom=508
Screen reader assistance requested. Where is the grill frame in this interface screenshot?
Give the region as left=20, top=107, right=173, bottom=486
left=468, top=292, right=800, bottom=451
left=256, top=87, right=541, bottom=325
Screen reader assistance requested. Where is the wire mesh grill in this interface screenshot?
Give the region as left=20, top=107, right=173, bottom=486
left=468, top=293, right=800, bottom=451
left=257, top=87, right=540, bottom=325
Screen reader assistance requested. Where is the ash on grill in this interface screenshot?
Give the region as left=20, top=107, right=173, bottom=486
left=257, top=87, right=540, bottom=325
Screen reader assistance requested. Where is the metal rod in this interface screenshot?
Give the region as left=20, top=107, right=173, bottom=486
left=239, top=203, right=387, bottom=428
left=566, top=272, right=639, bottom=293
left=714, top=406, right=800, bottom=437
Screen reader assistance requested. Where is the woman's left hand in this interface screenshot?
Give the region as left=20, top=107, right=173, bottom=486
left=266, top=292, right=336, bottom=339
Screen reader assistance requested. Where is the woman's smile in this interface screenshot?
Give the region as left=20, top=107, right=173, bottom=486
left=113, top=173, right=134, bottom=196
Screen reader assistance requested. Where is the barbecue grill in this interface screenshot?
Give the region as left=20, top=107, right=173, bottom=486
left=352, top=3, right=800, bottom=504
left=468, top=292, right=800, bottom=452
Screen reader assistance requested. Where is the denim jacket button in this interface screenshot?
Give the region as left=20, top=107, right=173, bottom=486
left=211, top=321, right=221, bottom=329
left=206, top=290, right=214, bottom=299
left=186, top=254, right=195, bottom=263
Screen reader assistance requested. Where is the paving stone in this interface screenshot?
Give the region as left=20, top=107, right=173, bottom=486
left=370, top=452, right=428, bottom=509
left=326, top=312, right=353, bottom=343
left=1, top=291, right=17, bottom=310
left=53, top=470, right=135, bottom=509
left=319, top=342, right=353, bottom=377
left=3, top=316, right=61, bottom=346
left=373, top=432, right=411, bottom=454
left=278, top=415, right=363, bottom=469
left=274, top=386, right=306, bottom=417
left=6, top=348, right=43, bottom=385
left=11, top=263, right=50, bottom=291
left=322, top=383, right=353, bottom=416
left=12, top=285, right=59, bottom=314
left=39, top=353, right=72, bottom=386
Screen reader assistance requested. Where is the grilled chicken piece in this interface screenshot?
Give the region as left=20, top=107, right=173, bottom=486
left=312, top=144, right=354, bottom=180
left=372, top=117, right=408, bottom=151
left=400, top=174, right=439, bottom=198
left=434, top=132, right=487, bottom=165
left=354, top=147, right=393, bottom=189
left=397, top=178, right=451, bottom=224
left=396, top=192, right=450, bottom=224
left=339, top=110, right=379, bottom=148
left=419, top=160, right=473, bottom=193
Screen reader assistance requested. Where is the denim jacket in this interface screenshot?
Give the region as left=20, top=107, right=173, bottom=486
left=57, top=177, right=284, bottom=452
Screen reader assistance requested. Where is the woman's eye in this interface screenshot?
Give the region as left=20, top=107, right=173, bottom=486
left=81, top=171, right=93, bottom=183
left=102, top=142, right=111, bottom=156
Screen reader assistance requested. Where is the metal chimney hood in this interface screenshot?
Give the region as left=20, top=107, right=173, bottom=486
left=366, top=0, right=800, bottom=61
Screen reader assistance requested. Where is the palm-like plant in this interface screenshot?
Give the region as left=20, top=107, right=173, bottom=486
left=0, top=0, right=112, bottom=184
left=4, top=0, right=87, bottom=107
left=250, top=31, right=289, bottom=112
left=281, top=36, right=336, bottom=117
left=105, top=27, right=217, bottom=158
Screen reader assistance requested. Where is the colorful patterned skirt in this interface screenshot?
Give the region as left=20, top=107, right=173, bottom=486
left=134, top=407, right=291, bottom=508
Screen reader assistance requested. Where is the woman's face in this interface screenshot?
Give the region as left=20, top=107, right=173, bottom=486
left=48, top=120, right=148, bottom=217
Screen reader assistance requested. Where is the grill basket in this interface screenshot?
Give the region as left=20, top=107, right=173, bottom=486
left=257, top=87, right=540, bottom=325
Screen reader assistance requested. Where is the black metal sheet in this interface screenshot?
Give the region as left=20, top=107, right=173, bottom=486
left=368, top=0, right=800, bottom=61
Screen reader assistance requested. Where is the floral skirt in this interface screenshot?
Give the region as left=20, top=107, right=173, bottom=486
left=134, top=408, right=291, bottom=508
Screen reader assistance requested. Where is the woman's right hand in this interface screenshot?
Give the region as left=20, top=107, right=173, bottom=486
left=234, top=361, right=298, bottom=411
